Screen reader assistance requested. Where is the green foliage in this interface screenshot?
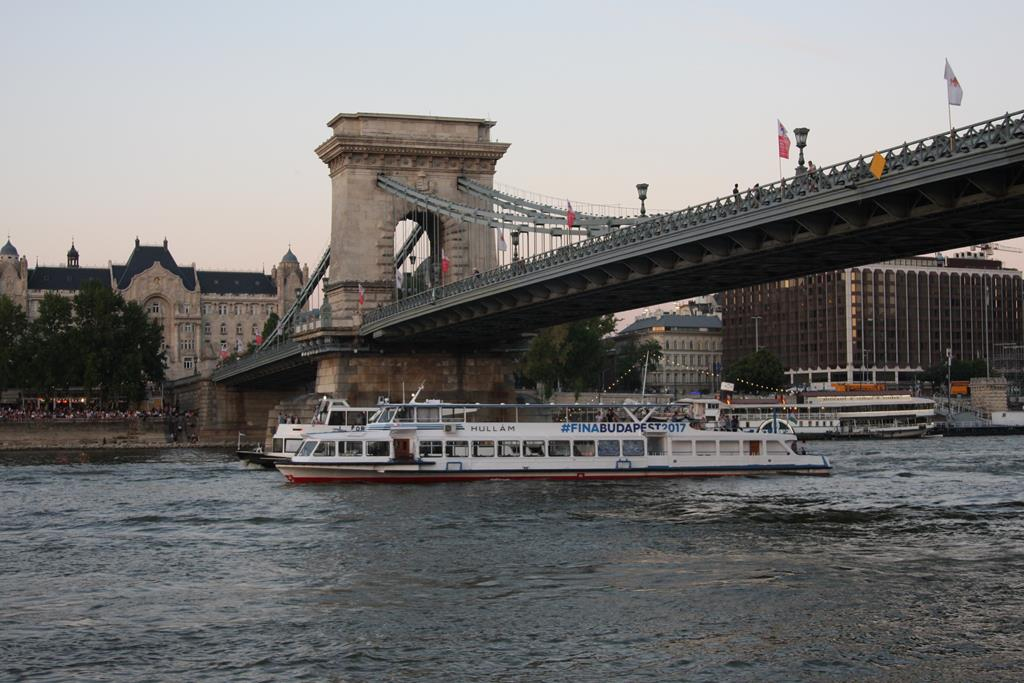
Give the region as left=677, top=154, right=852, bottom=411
left=7, top=283, right=165, bottom=404
left=73, top=281, right=165, bottom=402
left=24, top=293, right=77, bottom=396
left=261, top=312, right=279, bottom=341
left=523, top=315, right=616, bottom=398
left=0, top=295, right=29, bottom=392
left=723, top=348, right=787, bottom=394
left=613, top=338, right=664, bottom=392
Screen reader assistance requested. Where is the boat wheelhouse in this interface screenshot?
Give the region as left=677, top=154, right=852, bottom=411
left=236, top=397, right=378, bottom=468
left=276, top=400, right=831, bottom=484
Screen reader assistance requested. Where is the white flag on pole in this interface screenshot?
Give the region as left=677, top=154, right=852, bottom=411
left=497, top=231, right=508, bottom=251
left=944, top=59, right=963, bottom=106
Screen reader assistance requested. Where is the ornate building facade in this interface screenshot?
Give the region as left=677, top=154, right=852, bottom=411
left=0, top=237, right=308, bottom=381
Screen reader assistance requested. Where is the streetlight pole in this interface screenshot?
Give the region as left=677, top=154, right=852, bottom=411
left=752, top=315, right=761, bottom=352
left=636, top=183, right=649, bottom=217
left=794, top=127, right=810, bottom=175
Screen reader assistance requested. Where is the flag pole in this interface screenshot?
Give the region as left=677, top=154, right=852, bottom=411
left=947, top=101, right=954, bottom=153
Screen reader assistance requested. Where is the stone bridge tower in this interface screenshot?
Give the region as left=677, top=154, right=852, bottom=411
left=315, top=113, right=510, bottom=331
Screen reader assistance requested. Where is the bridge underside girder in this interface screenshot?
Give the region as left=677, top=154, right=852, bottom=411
left=367, top=158, right=1024, bottom=344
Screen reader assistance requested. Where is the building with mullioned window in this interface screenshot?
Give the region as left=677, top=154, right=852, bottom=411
left=721, top=252, right=1024, bottom=386
left=616, top=313, right=723, bottom=396
left=0, top=237, right=308, bottom=381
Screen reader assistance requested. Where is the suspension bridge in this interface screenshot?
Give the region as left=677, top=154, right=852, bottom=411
left=210, top=108, right=1024, bottom=399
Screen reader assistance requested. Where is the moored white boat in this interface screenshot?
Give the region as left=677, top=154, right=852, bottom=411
left=276, top=400, right=831, bottom=484
left=236, top=398, right=377, bottom=469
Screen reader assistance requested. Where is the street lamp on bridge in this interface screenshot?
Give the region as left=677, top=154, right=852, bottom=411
left=636, top=183, right=649, bottom=217
left=794, top=127, right=810, bottom=175
left=510, top=229, right=521, bottom=261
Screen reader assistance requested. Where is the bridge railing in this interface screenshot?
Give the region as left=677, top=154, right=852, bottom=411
left=363, top=109, right=1024, bottom=328
left=209, top=338, right=302, bottom=381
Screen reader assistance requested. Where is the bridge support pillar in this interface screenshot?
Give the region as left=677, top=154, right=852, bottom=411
left=314, top=351, right=516, bottom=406
left=169, top=378, right=302, bottom=444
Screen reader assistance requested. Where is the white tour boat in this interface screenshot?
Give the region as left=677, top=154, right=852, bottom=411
left=275, top=399, right=831, bottom=484
left=236, top=397, right=377, bottom=468
left=701, top=391, right=937, bottom=439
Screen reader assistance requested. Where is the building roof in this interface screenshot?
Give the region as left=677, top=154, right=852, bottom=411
left=197, top=271, right=277, bottom=295
left=1, top=240, right=17, bottom=257
left=27, top=267, right=110, bottom=291
left=619, top=314, right=723, bottom=336
left=281, top=247, right=298, bottom=264
left=116, top=243, right=196, bottom=291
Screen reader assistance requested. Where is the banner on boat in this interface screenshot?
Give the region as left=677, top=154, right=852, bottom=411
left=560, top=422, right=688, bottom=433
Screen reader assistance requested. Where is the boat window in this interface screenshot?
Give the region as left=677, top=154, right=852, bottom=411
left=695, top=440, right=716, bottom=456
left=272, top=438, right=283, bottom=453
left=498, top=441, right=521, bottom=457
left=622, top=440, right=644, bottom=457
left=573, top=441, right=595, bottom=457
left=327, top=412, right=346, bottom=426
left=284, top=439, right=302, bottom=453
left=393, top=407, right=413, bottom=422
left=597, top=440, right=620, bottom=457
left=748, top=441, right=761, bottom=456
left=523, top=440, right=545, bottom=457
left=416, top=407, right=440, bottom=423
left=719, top=441, right=740, bottom=456
left=296, top=441, right=318, bottom=458
left=341, top=441, right=364, bottom=456
left=419, top=440, right=443, bottom=457
left=313, top=440, right=335, bottom=457
left=548, top=440, right=571, bottom=457
left=472, top=441, right=495, bottom=457
left=445, top=441, right=469, bottom=457
left=366, top=441, right=390, bottom=457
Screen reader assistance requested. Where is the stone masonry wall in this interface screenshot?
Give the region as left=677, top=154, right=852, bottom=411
left=315, top=351, right=516, bottom=407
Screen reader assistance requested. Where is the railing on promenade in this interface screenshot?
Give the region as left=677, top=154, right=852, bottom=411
left=363, top=109, right=1024, bottom=329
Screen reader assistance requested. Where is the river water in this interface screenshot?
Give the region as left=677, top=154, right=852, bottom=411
left=1, top=437, right=1022, bottom=682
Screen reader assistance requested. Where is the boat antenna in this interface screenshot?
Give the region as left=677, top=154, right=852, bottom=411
left=409, top=382, right=425, bottom=404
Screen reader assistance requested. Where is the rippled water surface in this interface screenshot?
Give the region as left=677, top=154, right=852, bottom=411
left=2, top=438, right=1023, bottom=682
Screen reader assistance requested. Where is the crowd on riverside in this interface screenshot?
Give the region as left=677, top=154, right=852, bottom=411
left=0, top=406, right=185, bottom=423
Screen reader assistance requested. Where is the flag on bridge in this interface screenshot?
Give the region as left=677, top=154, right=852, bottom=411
left=566, top=200, right=576, bottom=230
left=777, top=120, right=791, bottom=159
left=441, top=251, right=450, bottom=273
left=944, top=59, right=963, bottom=106
left=357, top=283, right=365, bottom=306
left=497, top=230, right=508, bottom=251
left=869, top=152, right=887, bottom=180
left=255, top=333, right=263, bottom=345
left=395, top=269, right=404, bottom=290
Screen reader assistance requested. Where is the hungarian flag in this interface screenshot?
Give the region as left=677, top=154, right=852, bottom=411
left=566, top=200, right=576, bottom=230
left=777, top=120, right=791, bottom=159
left=255, top=333, right=263, bottom=345
left=441, top=252, right=450, bottom=273
left=357, top=283, right=365, bottom=306
left=944, top=59, right=963, bottom=106
left=497, top=231, right=508, bottom=251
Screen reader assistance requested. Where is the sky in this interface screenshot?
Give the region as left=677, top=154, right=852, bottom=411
left=3, top=1, right=1024, bottom=285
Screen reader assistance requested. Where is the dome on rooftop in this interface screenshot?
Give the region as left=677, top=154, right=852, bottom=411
left=67, top=242, right=79, bottom=258
left=0, top=239, right=17, bottom=257
left=281, top=247, right=298, bottom=263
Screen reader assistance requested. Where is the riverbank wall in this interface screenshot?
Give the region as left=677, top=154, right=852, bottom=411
left=0, top=420, right=230, bottom=450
